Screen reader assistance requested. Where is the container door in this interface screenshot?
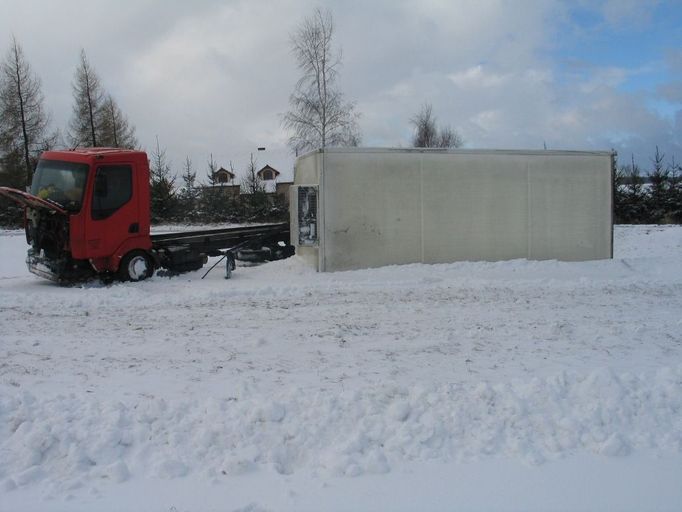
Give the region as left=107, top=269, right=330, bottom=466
left=297, top=186, right=318, bottom=246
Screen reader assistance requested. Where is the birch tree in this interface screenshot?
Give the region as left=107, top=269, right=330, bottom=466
left=282, top=8, right=360, bottom=154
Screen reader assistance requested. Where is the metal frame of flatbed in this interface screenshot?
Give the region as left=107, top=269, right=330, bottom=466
left=150, top=222, right=290, bottom=256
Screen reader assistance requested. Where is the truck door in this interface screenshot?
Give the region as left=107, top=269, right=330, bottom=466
left=86, top=163, right=139, bottom=259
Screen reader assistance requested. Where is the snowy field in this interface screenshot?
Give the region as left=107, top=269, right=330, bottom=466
left=1, top=225, right=681, bottom=512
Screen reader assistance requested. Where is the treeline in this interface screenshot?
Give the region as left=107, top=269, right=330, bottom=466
left=0, top=37, right=139, bottom=226
left=0, top=39, right=137, bottom=191
left=2, top=30, right=682, bottom=229
left=0, top=36, right=286, bottom=227
left=614, top=147, right=682, bottom=224
left=148, top=143, right=287, bottom=225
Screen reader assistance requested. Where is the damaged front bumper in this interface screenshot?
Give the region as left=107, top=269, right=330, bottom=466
left=27, top=249, right=94, bottom=284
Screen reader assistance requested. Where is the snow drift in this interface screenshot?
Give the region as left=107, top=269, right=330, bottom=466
left=0, top=225, right=681, bottom=510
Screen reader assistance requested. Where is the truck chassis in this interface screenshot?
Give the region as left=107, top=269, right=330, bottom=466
left=1, top=184, right=293, bottom=284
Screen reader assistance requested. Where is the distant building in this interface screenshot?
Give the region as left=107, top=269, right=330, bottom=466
left=214, top=167, right=236, bottom=185
left=257, top=165, right=280, bottom=182
left=256, top=164, right=293, bottom=202
left=201, top=163, right=294, bottom=209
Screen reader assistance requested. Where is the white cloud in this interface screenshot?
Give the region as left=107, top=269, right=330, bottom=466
left=0, top=0, right=679, bottom=176
left=448, top=66, right=510, bottom=89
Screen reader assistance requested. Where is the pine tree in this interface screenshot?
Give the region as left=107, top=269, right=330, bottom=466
left=149, top=137, right=178, bottom=222
left=0, top=149, right=26, bottom=225
left=241, top=154, right=268, bottom=219
left=199, top=154, right=236, bottom=222
left=613, top=155, right=627, bottom=223
left=668, top=156, right=682, bottom=223
left=206, top=153, right=218, bottom=186
left=99, top=94, right=138, bottom=149
left=623, top=155, right=647, bottom=223
left=178, top=156, right=199, bottom=222
left=0, top=36, right=55, bottom=186
left=646, top=146, right=670, bottom=223
left=68, top=50, right=105, bottom=147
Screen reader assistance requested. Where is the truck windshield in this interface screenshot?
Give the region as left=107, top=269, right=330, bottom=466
left=31, top=159, right=89, bottom=212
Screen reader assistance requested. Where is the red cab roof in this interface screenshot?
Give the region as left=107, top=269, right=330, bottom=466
left=41, top=147, right=147, bottom=162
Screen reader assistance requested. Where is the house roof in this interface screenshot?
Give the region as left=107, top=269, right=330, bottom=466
left=257, top=164, right=280, bottom=180
left=215, top=167, right=235, bottom=179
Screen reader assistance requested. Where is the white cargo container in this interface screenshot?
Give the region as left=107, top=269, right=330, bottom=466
left=290, top=148, right=614, bottom=272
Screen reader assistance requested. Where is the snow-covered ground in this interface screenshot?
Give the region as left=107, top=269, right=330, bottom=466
left=1, top=225, right=681, bottom=511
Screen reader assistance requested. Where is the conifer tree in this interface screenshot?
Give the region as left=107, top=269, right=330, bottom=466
left=0, top=36, right=55, bottom=186
left=149, top=136, right=178, bottom=222
left=68, top=49, right=105, bottom=147
left=99, top=94, right=138, bottom=149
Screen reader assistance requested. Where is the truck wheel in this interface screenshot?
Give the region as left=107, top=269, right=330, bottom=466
left=119, top=251, right=154, bottom=281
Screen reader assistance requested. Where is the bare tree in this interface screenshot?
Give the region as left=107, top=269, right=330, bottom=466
left=99, top=94, right=138, bottom=149
left=410, top=102, right=463, bottom=148
left=282, top=8, right=360, bottom=154
left=0, top=36, right=54, bottom=185
left=438, top=125, right=463, bottom=149
left=69, top=49, right=105, bottom=147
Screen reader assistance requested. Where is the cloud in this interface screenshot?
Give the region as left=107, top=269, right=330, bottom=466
left=0, top=0, right=679, bottom=178
left=600, top=0, right=661, bottom=28
left=658, top=83, right=682, bottom=103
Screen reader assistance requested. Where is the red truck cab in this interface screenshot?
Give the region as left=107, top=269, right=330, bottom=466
left=18, top=148, right=153, bottom=282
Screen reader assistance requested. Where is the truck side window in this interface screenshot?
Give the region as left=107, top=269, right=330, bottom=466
left=92, top=165, right=133, bottom=220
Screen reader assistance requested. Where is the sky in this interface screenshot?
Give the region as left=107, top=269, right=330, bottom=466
left=1, top=0, right=680, bottom=182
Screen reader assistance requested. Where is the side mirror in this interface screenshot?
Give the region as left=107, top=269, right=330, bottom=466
left=94, top=173, right=108, bottom=197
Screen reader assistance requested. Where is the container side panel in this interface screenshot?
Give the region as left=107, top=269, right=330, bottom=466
left=527, top=155, right=612, bottom=260
left=290, top=186, right=298, bottom=247
left=421, top=154, right=528, bottom=262
left=293, top=153, right=321, bottom=185
left=295, top=246, right=320, bottom=269
left=322, top=152, right=422, bottom=271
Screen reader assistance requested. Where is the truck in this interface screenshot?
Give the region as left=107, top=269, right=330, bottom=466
left=0, top=148, right=293, bottom=283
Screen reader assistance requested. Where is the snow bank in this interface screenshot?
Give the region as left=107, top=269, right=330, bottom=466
left=2, top=366, right=681, bottom=493
left=1, top=225, right=681, bottom=510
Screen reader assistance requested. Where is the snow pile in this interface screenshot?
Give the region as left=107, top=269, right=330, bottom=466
left=3, top=366, right=681, bottom=494
left=1, top=225, right=682, bottom=509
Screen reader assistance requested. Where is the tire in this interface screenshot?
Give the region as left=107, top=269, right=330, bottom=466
left=118, top=250, right=154, bottom=281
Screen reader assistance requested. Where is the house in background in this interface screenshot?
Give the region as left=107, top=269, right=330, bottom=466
left=257, top=165, right=279, bottom=182
left=211, top=167, right=240, bottom=198
left=214, top=166, right=236, bottom=184
left=200, top=163, right=294, bottom=207
left=257, top=164, right=293, bottom=204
